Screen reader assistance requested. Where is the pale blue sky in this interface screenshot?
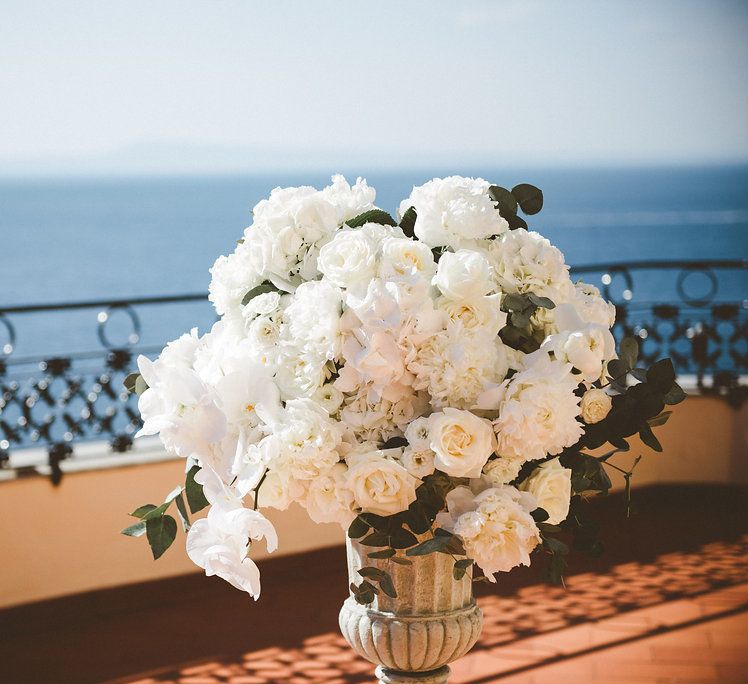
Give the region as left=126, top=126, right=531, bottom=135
left=1, top=0, right=747, bottom=171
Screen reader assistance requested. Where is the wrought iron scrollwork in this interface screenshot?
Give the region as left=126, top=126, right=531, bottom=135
left=0, top=261, right=744, bottom=483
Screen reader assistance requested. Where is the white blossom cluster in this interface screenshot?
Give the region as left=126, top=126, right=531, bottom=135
left=135, top=175, right=618, bottom=597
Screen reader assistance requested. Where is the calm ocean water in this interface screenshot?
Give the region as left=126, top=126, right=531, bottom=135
left=1, top=166, right=747, bottom=358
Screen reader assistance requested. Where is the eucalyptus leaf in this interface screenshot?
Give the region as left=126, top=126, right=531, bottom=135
left=488, top=185, right=518, bottom=218
left=348, top=516, right=370, bottom=539
left=379, top=572, right=398, bottom=598
left=511, top=183, right=544, bottom=215
left=358, top=566, right=387, bottom=581
left=639, top=423, right=663, bottom=452
left=663, top=383, right=686, bottom=405
left=368, top=548, right=396, bottom=559
left=619, top=337, right=639, bottom=370
left=647, top=411, right=672, bottom=427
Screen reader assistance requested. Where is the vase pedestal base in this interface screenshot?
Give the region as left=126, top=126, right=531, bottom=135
left=375, top=665, right=450, bottom=684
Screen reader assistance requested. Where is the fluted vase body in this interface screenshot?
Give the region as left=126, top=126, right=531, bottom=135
left=338, top=537, right=483, bottom=683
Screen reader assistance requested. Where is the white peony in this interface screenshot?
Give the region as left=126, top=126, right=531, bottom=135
left=580, top=388, right=613, bottom=424
left=487, top=230, right=571, bottom=304
left=480, top=455, right=525, bottom=486
left=346, top=450, right=420, bottom=516
left=519, top=458, right=572, bottom=525
left=493, top=353, right=583, bottom=461
left=305, top=462, right=356, bottom=527
left=572, top=281, right=617, bottom=328
left=399, top=176, right=508, bottom=249
left=428, top=407, right=497, bottom=478
left=437, top=485, right=540, bottom=579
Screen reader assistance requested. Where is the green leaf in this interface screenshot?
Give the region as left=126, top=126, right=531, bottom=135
left=506, top=213, right=528, bottom=230
left=646, top=358, right=676, bottom=393
left=620, top=337, right=639, bottom=370
left=531, top=508, right=550, bottom=523
left=379, top=572, right=397, bottom=598
left=185, top=465, right=210, bottom=514
left=488, top=185, right=518, bottom=218
left=647, top=411, right=672, bottom=428
left=175, top=492, right=191, bottom=532
left=241, top=281, right=281, bottom=307
left=130, top=503, right=157, bottom=519
left=629, top=368, right=648, bottom=383
left=511, top=183, right=544, bottom=215
left=368, top=548, right=396, bottom=559
left=121, top=520, right=147, bottom=537
left=405, top=536, right=447, bottom=556
left=639, top=423, right=663, bottom=452
left=361, top=532, right=390, bottom=547
left=348, top=516, right=370, bottom=539
left=527, top=293, right=555, bottom=309
left=663, top=383, right=686, bottom=405
left=380, top=435, right=408, bottom=450
left=390, top=527, right=419, bottom=549
left=145, top=515, right=177, bottom=560
left=358, top=566, right=387, bottom=581
left=390, top=556, right=413, bottom=566
left=123, top=372, right=139, bottom=393
left=346, top=209, right=397, bottom=228
left=138, top=486, right=182, bottom=521
left=399, top=207, right=417, bottom=238
left=453, top=558, right=473, bottom=580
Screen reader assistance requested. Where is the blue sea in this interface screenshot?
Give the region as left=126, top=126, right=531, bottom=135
left=1, top=166, right=747, bottom=360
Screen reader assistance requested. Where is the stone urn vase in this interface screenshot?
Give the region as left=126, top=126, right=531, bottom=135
left=339, top=537, right=483, bottom=683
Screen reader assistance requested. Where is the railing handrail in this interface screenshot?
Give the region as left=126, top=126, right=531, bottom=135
left=0, top=292, right=207, bottom=315
left=0, top=259, right=744, bottom=315
left=569, top=258, right=746, bottom=274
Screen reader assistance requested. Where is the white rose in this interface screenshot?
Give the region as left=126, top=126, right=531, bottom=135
left=380, top=237, right=437, bottom=281
left=317, top=228, right=378, bottom=290
left=437, top=294, right=507, bottom=335
left=429, top=407, right=496, bottom=478
left=244, top=291, right=281, bottom=318
left=399, top=176, right=508, bottom=249
left=433, top=250, right=493, bottom=301
left=580, top=388, right=613, bottom=424
left=519, top=458, right=572, bottom=525
left=400, top=447, right=436, bottom=478
left=572, top=281, right=616, bottom=328
left=346, top=450, right=420, bottom=516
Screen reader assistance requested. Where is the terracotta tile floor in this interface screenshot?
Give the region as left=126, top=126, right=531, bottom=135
left=114, top=536, right=748, bottom=684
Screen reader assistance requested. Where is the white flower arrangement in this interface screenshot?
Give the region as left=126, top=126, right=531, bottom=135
left=123, top=175, right=684, bottom=599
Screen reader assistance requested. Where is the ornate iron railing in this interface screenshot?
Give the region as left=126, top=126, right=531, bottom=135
left=0, top=260, right=745, bottom=482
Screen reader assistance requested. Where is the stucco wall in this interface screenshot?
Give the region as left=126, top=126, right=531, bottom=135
left=0, top=395, right=745, bottom=609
